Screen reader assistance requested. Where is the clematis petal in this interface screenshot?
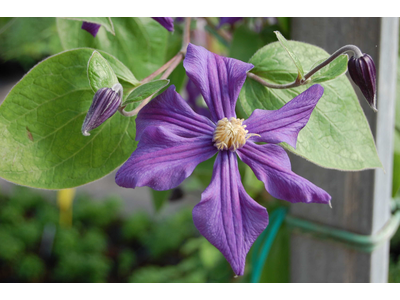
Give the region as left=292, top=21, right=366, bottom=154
left=183, top=43, right=254, bottom=122
left=81, top=22, right=101, bottom=37
left=243, top=84, right=324, bottom=148
left=237, top=142, right=331, bottom=204
left=115, top=126, right=217, bottom=191
left=136, top=85, right=215, bottom=141
left=152, top=17, right=174, bottom=32
left=192, top=151, right=269, bottom=276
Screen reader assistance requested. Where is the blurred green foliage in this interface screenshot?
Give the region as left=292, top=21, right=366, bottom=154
left=0, top=186, right=235, bottom=282
left=0, top=17, right=63, bottom=69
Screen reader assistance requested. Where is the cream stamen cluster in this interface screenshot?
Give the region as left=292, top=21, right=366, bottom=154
left=213, top=117, right=259, bottom=151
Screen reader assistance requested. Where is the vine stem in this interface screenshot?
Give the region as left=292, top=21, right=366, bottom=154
left=118, top=17, right=191, bottom=117
left=247, top=44, right=363, bottom=89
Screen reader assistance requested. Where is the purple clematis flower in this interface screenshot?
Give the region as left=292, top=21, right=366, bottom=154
left=81, top=21, right=102, bottom=37
left=152, top=17, right=174, bottom=32
left=115, top=43, right=331, bottom=276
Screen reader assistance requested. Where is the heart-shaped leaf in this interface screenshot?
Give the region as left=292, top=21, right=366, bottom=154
left=240, top=40, right=381, bottom=171
left=0, top=48, right=137, bottom=189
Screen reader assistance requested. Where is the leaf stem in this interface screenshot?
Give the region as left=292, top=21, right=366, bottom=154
left=141, top=54, right=180, bottom=84
left=118, top=17, right=191, bottom=117
left=248, top=44, right=363, bottom=89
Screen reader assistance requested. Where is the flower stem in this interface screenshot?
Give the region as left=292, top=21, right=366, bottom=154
left=248, top=44, right=363, bottom=89
left=118, top=17, right=191, bottom=117
left=181, top=17, right=191, bottom=54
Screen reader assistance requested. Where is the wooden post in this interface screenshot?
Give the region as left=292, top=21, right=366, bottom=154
left=289, top=17, right=398, bottom=283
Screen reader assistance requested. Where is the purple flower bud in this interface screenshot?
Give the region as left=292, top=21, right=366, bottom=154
left=348, top=54, right=377, bottom=112
left=81, top=22, right=102, bottom=37
left=82, top=84, right=122, bottom=136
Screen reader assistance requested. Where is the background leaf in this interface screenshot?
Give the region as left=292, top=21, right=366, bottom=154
left=0, top=48, right=137, bottom=189
left=63, top=17, right=115, bottom=35
left=240, top=40, right=381, bottom=171
left=229, top=24, right=264, bottom=62
left=0, top=17, right=62, bottom=69
left=150, top=189, right=172, bottom=212
left=56, top=17, right=170, bottom=80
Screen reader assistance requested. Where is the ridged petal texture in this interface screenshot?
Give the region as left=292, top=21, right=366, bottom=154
left=184, top=43, right=254, bottom=122
left=237, top=142, right=331, bottom=204
left=115, top=126, right=216, bottom=190
left=81, top=87, right=121, bottom=136
left=135, top=85, right=215, bottom=140
left=243, top=84, right=324, bottom=148
left=192, top=151, right=269, bottom=276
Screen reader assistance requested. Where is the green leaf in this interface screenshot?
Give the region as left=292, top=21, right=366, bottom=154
left=310, top=55, right=348, bottom=83
left=87, top=51, right=119, bottom=92
left=240, top=40, right=381, bottom=171
left=0, top=48, right=137, bottom=189
left=150, top=189, right=172, bottom=212
left=124, top=79, right=169, bottom=104
left=63, top=17, right=115, bottom=35
left=56, top=17, right=169, bottom=80
left=97, top=50, right=139, bottom=86
left=274, top=31, right=304, bottom=79
left=229, top=24, right=264, bottom=62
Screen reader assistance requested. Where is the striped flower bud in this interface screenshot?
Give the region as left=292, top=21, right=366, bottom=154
left=82, top=84, right=122, bottom=136
left=348, top=54, right=377, bottom=112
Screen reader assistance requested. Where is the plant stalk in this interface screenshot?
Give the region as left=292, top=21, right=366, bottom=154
left=248, top=44, right=363, bottom=89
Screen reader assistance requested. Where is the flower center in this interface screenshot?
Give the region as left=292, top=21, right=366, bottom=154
left=213, top=117, right=260, bottom=151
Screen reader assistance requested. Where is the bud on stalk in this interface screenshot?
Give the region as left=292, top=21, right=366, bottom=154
left=81, top=83, right=122, bottom=136
left=348, top=54, right=377, bottom=112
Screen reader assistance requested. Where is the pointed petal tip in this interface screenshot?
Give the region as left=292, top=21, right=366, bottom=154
left=310, top=83, right=325, bottom=96
left=82, top=130, right=90, bottom=136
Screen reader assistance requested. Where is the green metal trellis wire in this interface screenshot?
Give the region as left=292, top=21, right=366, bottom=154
left=250, top=199, right=400, bottom=283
